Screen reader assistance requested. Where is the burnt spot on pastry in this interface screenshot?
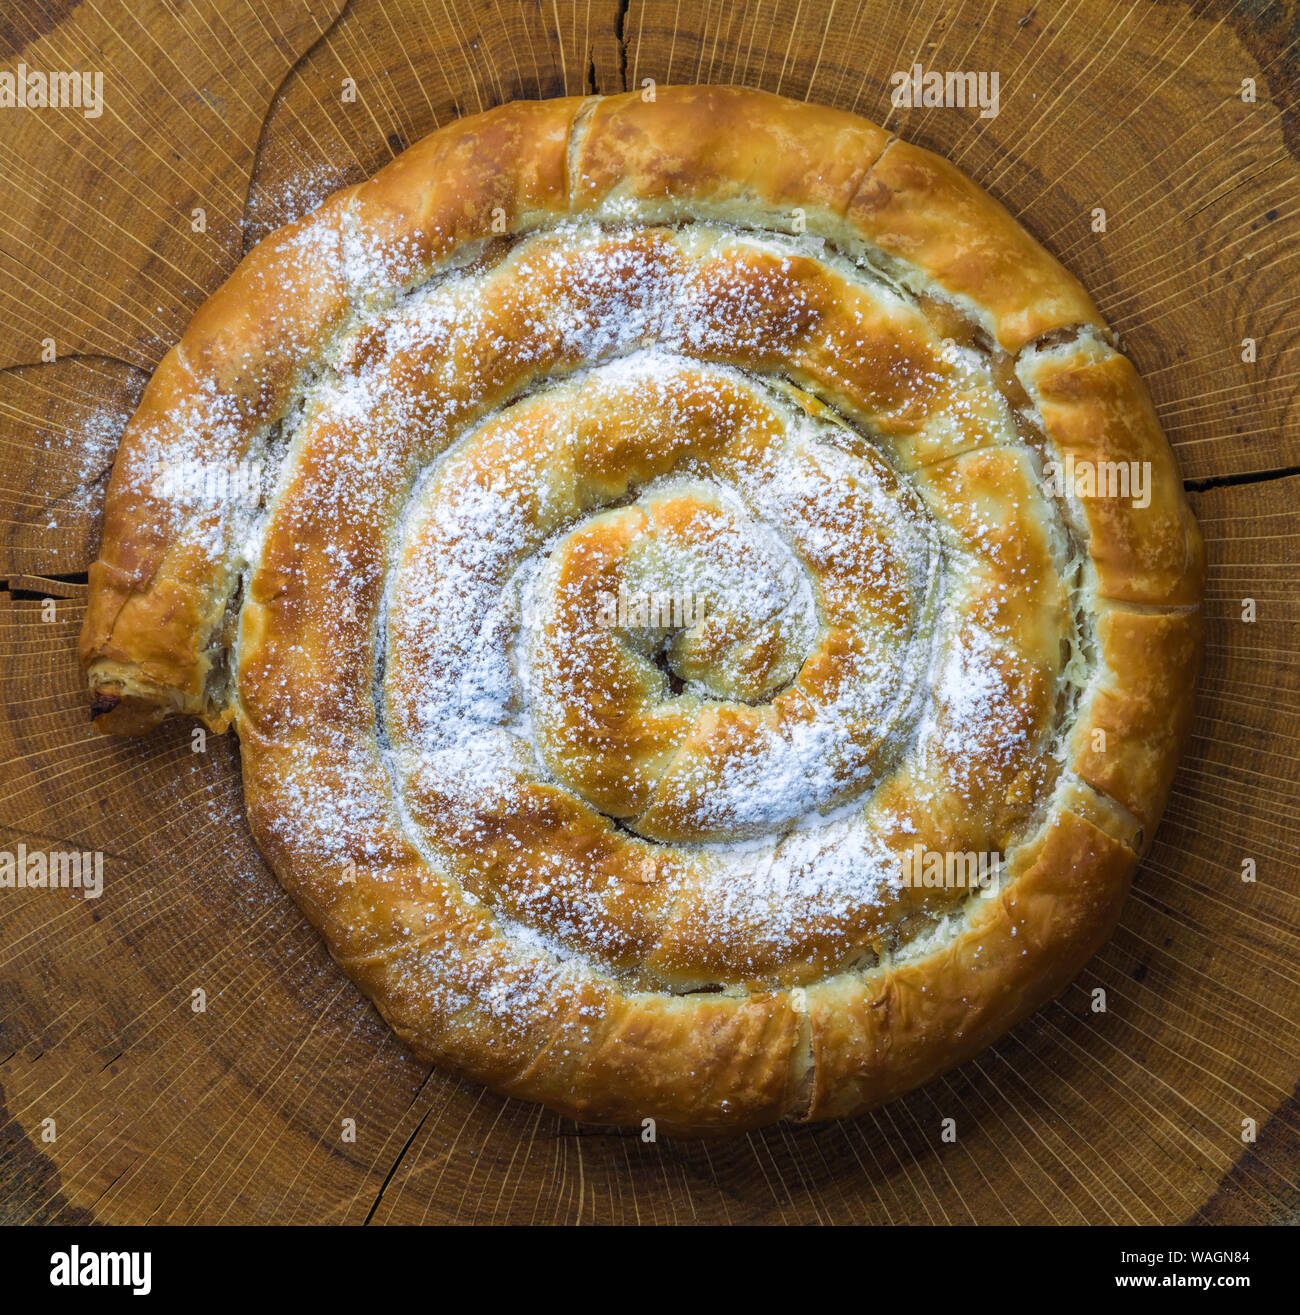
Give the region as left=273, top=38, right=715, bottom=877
left=89, top=689, right=120, bottom=718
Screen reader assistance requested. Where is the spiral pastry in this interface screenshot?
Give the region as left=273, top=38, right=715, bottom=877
left=81, top=87, right=1203, bottom=1132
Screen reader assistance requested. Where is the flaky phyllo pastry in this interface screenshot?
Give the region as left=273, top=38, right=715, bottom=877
left=80, top=87, right=1202, bottom=1133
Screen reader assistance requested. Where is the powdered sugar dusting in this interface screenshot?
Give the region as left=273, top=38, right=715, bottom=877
left=132, top=213, right=1081, bottom=999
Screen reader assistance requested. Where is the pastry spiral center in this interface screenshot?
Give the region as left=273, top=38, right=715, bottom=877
left=570, top=483, right=816, bottom=706
left=524, top=482, right=821, bottom=829
left=386, top=352, right=939, bottom=847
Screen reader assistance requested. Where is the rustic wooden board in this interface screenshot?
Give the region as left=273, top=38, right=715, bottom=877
left=1, top=0, right=1297, bottom=1225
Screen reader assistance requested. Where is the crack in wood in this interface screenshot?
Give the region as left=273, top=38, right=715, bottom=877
left=1184, top=464, right=1300, bottom=492
left=362, top=1070, right=437, bottom=1224
left=3, top=571, right=90, bottom=602
left=239, top=0, right=353, bottom=256
left=0, top=351, right=147, bottom=378
left=616, top=0, right=631, bottom=91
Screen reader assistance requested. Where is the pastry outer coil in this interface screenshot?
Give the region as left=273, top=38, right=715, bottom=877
left=80, top=86, right=1204, bottom=1132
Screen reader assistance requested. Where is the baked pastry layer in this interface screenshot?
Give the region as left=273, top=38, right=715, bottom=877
left=80, top=86, right=1203, bottom=1132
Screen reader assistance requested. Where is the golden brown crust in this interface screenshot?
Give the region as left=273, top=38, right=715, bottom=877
left=805, top=804, right=1136, bottom=1118
left=1069, top=605, right=1203, bottom=841
left=79, top=86, right=1202, bottom=1132
left=848, top=140, right=1105, bottom=351
left=347, top=96, right=579, bottom=290
left=1016, top=333, right=1205, bottom=607
left=571, top=84, right=891, bottom=221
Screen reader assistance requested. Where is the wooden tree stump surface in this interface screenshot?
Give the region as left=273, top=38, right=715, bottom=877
left=1, top=0, right=1297, bottom=1225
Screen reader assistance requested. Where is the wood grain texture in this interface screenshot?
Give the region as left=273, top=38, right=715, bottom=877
left=1, top=0, right=1297, bottom=1224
